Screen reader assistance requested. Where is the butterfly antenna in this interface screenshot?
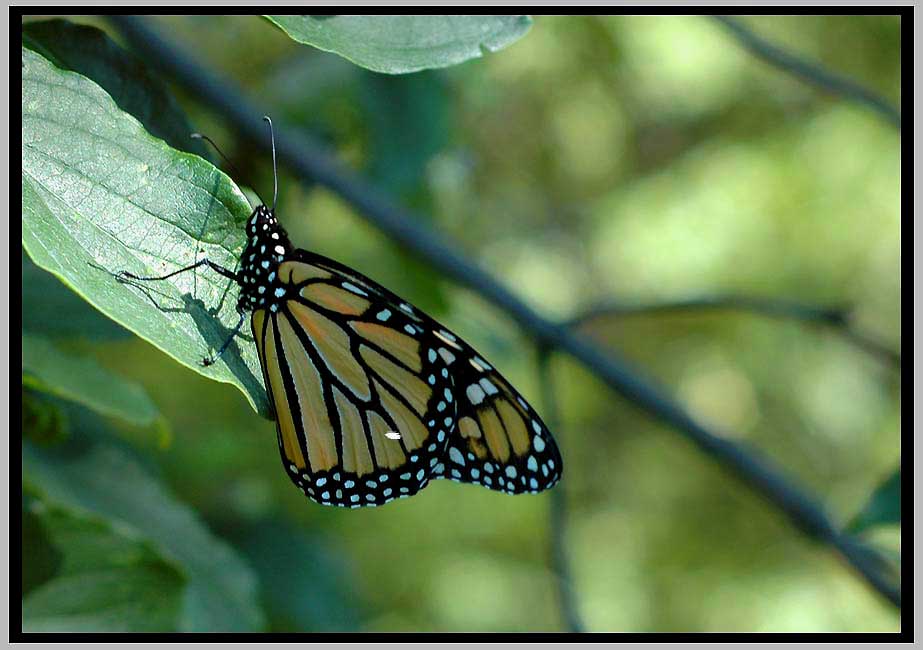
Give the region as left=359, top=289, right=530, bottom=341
left=263, top=116, right=278, bottom=212
left=191, top=132, right=263, bottom=209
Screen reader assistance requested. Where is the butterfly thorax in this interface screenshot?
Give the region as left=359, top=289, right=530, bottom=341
left=237, top=205, right=292, bottom=313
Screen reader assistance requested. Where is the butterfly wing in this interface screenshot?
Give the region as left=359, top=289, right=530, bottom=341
left=302, top=249, right=563, bottom=496
left=426, top=332, right=563, bottom=494
left=252, top=254, right=457, bottom=508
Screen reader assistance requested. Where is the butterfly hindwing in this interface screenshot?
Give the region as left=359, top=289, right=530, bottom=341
left=428, top=333, right=563, bottom=494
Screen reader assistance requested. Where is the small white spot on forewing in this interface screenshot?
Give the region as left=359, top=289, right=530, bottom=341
left=479, top=378, right=499, bottom=395
left=434, top=330, right=461, bottom=350
left=342, top=282, right=368, bottom=296
left=466, top=384, right=486, bottom=405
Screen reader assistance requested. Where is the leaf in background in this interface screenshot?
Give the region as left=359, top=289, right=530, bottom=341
left=22, top=19, right=206, bottom=156
left=231, top=519, right=361, bottom=632
left=358, top=69, right=451, bottom=314
left=360, top=70, right=450, bottom=197
left=22, top=496, right=186, bottom=632
left=22, top=389, right=70, bottom=446
left=23, top=252, right=131, bottom=340
left=23, top=441, right=265, bottom=632
left=23, top=333, right=162, bottom=430
left=21, top=47, right=269, bottom=417
left=22, top=496, right=63, bottom=599
left=264, top=15, right=532, bottom=74
left=849, top=466, right=901, bottom=533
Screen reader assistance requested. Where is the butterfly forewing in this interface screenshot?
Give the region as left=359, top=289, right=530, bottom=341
left=252, top=256, right=457, bottom=507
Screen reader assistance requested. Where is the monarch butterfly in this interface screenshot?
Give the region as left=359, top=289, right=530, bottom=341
left=117, top=117, right=562, bottom=508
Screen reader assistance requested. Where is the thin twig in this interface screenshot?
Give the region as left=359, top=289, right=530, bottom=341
left=107, top=16, right=901, bottom=610
left=711, top=15, right=901, bottom=130
left=537, top=346, right=584, bottom=633
left=569, top=295, right=901, bottom=369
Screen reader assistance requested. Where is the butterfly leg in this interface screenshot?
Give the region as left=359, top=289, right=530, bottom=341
left=116, top=258, right=239, bottom=284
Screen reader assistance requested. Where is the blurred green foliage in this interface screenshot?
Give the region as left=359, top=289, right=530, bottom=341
left=21, top=15, right=900, bottom=632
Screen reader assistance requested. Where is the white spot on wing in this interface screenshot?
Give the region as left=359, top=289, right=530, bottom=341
left=479, top=378, right=499, bottom=395
left=434, top=330, right=461, bottom=350
left=466, top=384, right=486, bottom=405
left=385, top=431, right=401, bottom=440
left=342, top=282, right=368, bottom=296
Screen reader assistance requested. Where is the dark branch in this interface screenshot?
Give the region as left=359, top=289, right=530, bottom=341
left=107, top=16, right=901, bottom=610
left=537, top=347, right=584, bottom=632
left=711, top=15, right=901, bottom=130
left=570, top=295, right=901, bottom=369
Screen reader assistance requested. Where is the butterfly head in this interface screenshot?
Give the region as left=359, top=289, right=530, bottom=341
left=238, top=204, right=292, bottom=312
left=245, top=204, right=279, bottom=237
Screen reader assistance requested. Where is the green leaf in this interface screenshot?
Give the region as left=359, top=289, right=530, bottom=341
left=360, top=70, right=450, bottom=195
left=264, top=15, right=532, bottom=74
left=357, top=71, right=450, bottom=315
left=21, top=47, right=270, bottom=417
left=22, top=497, right=63, bottom=598
left=22, top=497, right=186, bottom=632
left=850, top=467, right=901, bottom=532
left=23, top=333, right=161, bottom=429
left=23, top=251, right=131, bottom=340
left=233, top=520, right=361, bottom=631
left=22, top=389, right=70, bottom=446
left=22, top=19, right=205, bottom=156
left=23, top=441, right=265, bottom=631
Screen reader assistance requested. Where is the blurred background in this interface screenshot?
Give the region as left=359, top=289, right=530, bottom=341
left=22, top=15, right=901, bottom=632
